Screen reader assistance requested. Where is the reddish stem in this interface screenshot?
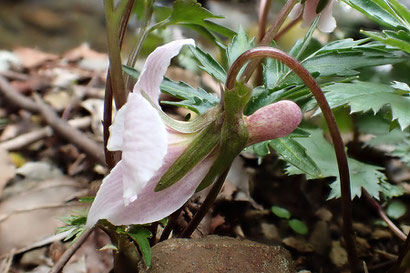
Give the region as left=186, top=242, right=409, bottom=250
left=362, top=189, right=406, bottom=241
left=258, top=0, right=272, bottom=42
left=226, top=47, right=361, bottom=273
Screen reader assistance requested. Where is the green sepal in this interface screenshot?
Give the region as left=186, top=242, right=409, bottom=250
left=155, top=117, right=223, bottom=191
left=141, top=90, right=221, bottom=133
left=196, top=82, right=251, bottom=191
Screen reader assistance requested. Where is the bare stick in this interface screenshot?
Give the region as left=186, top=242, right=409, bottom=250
left=363, top=189, right=406, bottom=241
left=0, top=76, right=105, bottom=165
left=0, top=117, right=91, bottom=151
left=34, top=94, right=105, bottom=165
left=226, top=47, right=361, bottom=273
left=49, top=227, right=94, bottom=273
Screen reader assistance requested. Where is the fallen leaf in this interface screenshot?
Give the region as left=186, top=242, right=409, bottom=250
left=13, top=48, right=58, bottom=69
left=0, top=149, right=15, bottom=196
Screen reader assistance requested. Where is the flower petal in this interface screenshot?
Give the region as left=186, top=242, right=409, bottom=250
left=317, top=0, right=336, bottom=33
left=107, top=103, right=127, bottom=151
left=121, top=92, right=168, bottom=205
left=86, top=135, right=216, bottom=227
left=289, top=3, right=303, bottom=20
left=246, top=100, right=302, bottom=145
left=133, top=39, right=195, bottom=104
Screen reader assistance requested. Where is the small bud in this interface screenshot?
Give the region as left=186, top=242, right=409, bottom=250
left=246, top=100, right=302, bottom=145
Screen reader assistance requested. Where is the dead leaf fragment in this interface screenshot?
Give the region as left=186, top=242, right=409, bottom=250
left=282, top=237, right=314, bottom=253
left=0, top=149, right=14, bottom=196
left=13, top=48, right=58, bottom=69
left=330, top=240, right=348, bottom=267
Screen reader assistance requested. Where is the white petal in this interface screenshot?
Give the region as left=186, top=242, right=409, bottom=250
left=107, top=103, right=127, bottom=151
left=133, top=39, right=195, bottom=104
left=86, top=134, right=216, bottom=227
left=318, top=0, right=336, bottom=33
left=289, top=3, right=303, bottom=20
left=121, top=92, right=168, bottom=205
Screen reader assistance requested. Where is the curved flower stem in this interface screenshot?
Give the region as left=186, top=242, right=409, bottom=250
left=226, top=47, right=361, bottom=273
left=179, top=169, right=230, bottom=238
left=362, top=189, right=406, bottom=241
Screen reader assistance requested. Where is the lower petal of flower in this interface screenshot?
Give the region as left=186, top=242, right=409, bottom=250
left=86, top=136, right=215, bottom=227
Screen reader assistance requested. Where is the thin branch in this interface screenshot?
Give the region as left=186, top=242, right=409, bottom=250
left=362, top=189, right=407, bottom=241
left=0, top=117, right=91, bottom=151
left=49, top=227, right=94, bottom=273
left=226, top=47, right=361, bottom=273
left=179, top=169, right=230, bottom=238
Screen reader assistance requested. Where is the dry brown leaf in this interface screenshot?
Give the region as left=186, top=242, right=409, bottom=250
left=13, top=48, right=58, bottom=69
left=0, top=149, right=15, bottom=196
left=0, top=177, right=87, bottom=257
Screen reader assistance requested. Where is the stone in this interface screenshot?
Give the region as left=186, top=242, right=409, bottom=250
left=138, top=236, right=295, bottom=273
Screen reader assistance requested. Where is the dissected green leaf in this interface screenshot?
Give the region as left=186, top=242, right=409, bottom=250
left=269, top=137, right=321, bottom=177
left=321, top=81, right=410, bottom=129
left=127, top=226, right=152, bottom=268
left=289, top=219, right=308, bottom=235
left=166, top=0, right=235, bottom=38
left=271, top=206, right=292, bottom=219
left=342, top=0, right=405, bottom=29
left=123, top=65, right=219, bottom=114
left=226, top=26, right=254, bottom=67
left=286, top=129, right=386, bottom=200
left=189, top=46, right=227, bottom=83
left=160, top=78, right=219, bottom=114
left=386, top=200, right=407, bottom=219
left=363, top=30, right=410, bottom=53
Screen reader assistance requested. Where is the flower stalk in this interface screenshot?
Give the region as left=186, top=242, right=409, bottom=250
left=227, top=46, right=361, bottom=273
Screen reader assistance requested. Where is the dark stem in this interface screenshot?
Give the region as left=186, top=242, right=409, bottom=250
left=179, top=169, right=230, bottom=238
left=103, top=0, right=135, bottom=168
left=226, top=47, right=361, bottom=273
left=242, top=0, right=298, bottom=82
left=273, top=15, right=302, bottom=41
left=389, top=233, right=410, bottom=273
left=258, top=0, right=272, bottom=42
left=49, top=228, right=94, bottom=273
left=157, top=206, right=184, bottom=243
left=362, top=189, right=406, bottom=241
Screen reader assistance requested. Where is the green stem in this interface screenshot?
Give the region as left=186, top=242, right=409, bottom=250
left=125, top=0, right=155, bottom=91
left=103, top=0, right=135, bottom=168
left=226, top=47, right=361, bottom=273
left=179, top=169, right=230, bottom=238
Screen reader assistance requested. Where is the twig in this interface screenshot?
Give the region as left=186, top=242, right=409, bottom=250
left=0, top=75, right=105, bottom=165
left=34, top=94, right=105, bottom=165
left=363, top=189, right=407, bottom=241
left=0, top=117, right=91, bottom=151
left=49, top=227, right=94, bottom=273
left=226, top=47, right=361, bottom=273
left=179, top=169, right=229, bottom=238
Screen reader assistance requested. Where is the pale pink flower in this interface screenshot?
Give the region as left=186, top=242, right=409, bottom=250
left=289, top=0, right=337, bottom=33
left=86, top=39, right=302, bottom=227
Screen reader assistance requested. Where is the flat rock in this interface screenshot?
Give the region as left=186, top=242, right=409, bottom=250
left=138, top=236, right=295, bottom=273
